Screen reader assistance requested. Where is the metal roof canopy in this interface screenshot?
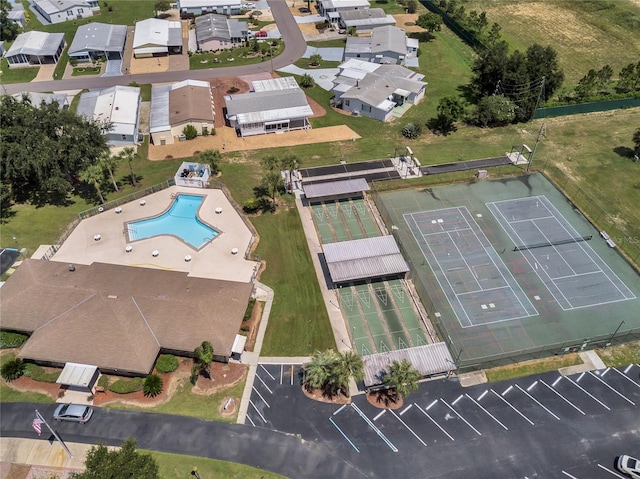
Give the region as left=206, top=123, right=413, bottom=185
left=363, top=343, right=454, bottom=387
left=56, top=362, right=99, bottom=388
left=303, top=178, right=369, bottom=199
left=231, top=334, right=247, bottom=355
left=323, top=235, right=409, bottom=283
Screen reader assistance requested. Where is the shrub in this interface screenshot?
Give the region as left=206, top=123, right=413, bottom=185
left=143, top=374, right=163, bottom=397
left=155, top=354, right=179, bottom=373
left=315, top=21, right=326, bottom=31
left=243, top=198, right=260, bottom=214
left=0, top=331, right=28, bottom=349
left=97, top=375, right=109, bottom=388
left=402, top=123, right=422, bottom=139
left=24, top=363, right=60, bottom=383
left=243, top=298, right=256, bottom=321
left=109, top=377, right=143, bottom=394
left=1, top=358, right=25, bottom=381
left=227, top=86, right=239, bottom=94
left=183, top=124, right=198, bottom=140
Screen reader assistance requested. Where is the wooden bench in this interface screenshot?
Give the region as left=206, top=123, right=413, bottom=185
left=95, top=386, right=105, bottom=393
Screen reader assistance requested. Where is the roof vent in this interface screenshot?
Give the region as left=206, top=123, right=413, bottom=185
left=68, top=264, right=75, bottom=271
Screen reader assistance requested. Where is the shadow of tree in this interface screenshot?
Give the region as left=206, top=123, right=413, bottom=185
left=613, top=145, right=636, bottom=159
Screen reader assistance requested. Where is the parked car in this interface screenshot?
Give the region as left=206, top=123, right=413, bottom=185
left=616, top=455, right=640, bottom=479
left=243, top=2, right=255, bottom=8
left=254, top=30, right=268, bottom=38
left=53, top=403, right=93, bottom=423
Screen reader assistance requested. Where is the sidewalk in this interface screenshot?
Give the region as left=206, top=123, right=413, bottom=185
left=0, top=438, right=93, bottom=477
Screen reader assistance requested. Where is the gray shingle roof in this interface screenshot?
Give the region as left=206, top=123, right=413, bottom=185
left=69, top=23, right=127, bottom=55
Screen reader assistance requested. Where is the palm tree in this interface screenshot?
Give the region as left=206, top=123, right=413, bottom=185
left=79, top=163, right=106, bottom=204
left=280, top=154, right=300, bottom=191
left=99, top=151, right=120, bottom=192
left=191, top=341, right=214, bottom=383
left=261, top=155, right=279, bottom=172
left=198, top=149, right=221, bottom=175
left=334, top=350, right=364, bottom=396
left=384, top=359, right=420, bottom=400
left=261, top=171, right=284, bottom=209
left=304, top=350, right=338, bottom=392
left=118, top=147, right=138, bottom=187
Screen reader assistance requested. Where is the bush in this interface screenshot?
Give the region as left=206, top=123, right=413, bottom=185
left=109, top=377, right=143, bottom=394
left=0, top=331, right=28, bottom=349
left=243, top=198, right=260, bottom=214
left=1, top=358, right=25, bottom=381
left=402, top=123, right=422, bottom=139
left=143, top=374, right=163, bottom=397
left=227, top=86, right=239, bottom=94
left=97, top=375, right=109, bottom=388
left=24, top=363, right=60, bottom=383
left=243, top=298, right=256, bottom=321
left=155, top=354, right=179, bottom=373
left=183, top=124, right=198, bottom=140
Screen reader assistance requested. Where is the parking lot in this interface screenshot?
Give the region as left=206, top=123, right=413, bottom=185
left=247, top=363, right=640, bottom=478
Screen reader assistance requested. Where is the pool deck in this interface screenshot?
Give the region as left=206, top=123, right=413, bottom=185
left=51, top=186, right=259, bottom=283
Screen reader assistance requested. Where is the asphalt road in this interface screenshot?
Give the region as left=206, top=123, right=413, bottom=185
left=1, top=0, right=307, bottom=95
left=3, top=365, right=639, bottom=478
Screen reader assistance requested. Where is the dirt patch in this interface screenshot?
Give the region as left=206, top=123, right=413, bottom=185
left=302, top=386, right=351, bottom=405
left=392, top=13, right=423, bottom=32
left=365, top=389, right=404, bottom=409
left=243, top=300, right=263, bottom=352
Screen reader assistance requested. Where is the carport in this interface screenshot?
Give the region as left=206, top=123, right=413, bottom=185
left=56, top=362, right=100, bottom=393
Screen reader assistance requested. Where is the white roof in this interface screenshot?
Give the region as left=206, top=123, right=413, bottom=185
left=225, top=89, right=313, bottom=125
left=77, top=85, right=140, bottom=135
left=340, top=58, right=381, bottom=74
left=321, top=0, right=370, bottom=9
left=133, top=18, right=182, bottom=49
left=56, top=362, right=98, bottom=387
left=180, top=0, right=241, bottom=7
left=303, top=178, right=369, bottom=199
left=6, top=31, right=65, bottom=57
left=251, top=76, right=299, bottom=92
left=231, top=334, right=247, bottom=354
left=69, top=23, right=127, bottom=55
left=33, top=0, right=90, bottom=14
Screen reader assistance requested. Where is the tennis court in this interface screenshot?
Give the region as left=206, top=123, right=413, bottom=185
left=487, top=195, right=635, bottom=310
left=311, top=198, right=380, bottom=244
left=373, top=173, right=640, bottom=370
left=404, top=206, right=537, bottom=327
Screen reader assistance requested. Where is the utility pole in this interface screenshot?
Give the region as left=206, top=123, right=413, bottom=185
left=527, top=121, right=546, bottom=173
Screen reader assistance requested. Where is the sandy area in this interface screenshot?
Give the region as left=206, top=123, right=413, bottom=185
left=393, top=13, right=422, bottom=32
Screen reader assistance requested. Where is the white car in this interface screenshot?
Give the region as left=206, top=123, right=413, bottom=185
left=243, top=2, right=255, bottom=8
left=53, top=403, right=93, bottom=423
left=616, top=455, right=640, bottom=479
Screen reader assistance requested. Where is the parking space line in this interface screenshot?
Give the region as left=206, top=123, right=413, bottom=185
left=477, top=390, right=488, bottom=401
left=329, top=417, right=360, bottom=453
left=426, top=399, right=438, bottom=411
left=563, top=376, right=610, bottom=410
left=389, top=409, right=427, bottom=446
left=561, top=471, right=579, bottom=478
left=246, top=414, right=256, bottom=427
left=452, top=394, right=464, bottom=406
left=333, top=404, right=348, bottom=416
left=588, top=371, right=635, bottom=405
left=515, top=384, right=560, bottom=420
left=415, top=403, right=455, bottom=441
left=249, top=399, right=267, bottom=423
left=351, top=403, right=398, bottom=452
left=624, top=364, right=634, bottom=374
left=613, top=366, right=640, bottom=388
left=373, top=410, right=386, bottom=421
left=252, top=386, right=270, bottom=408
left=255, top=373, right=274, bottom=394
left=490, top=389, right=534, bottom=425
left=539, top=380, right=585, bottom=415
left=400, top=404, right=413, bottom=416
left=259, top=364, right=276, bottom=380
left=440, top=398, right=482, bottom=436
left=290, top=365, right=295, bottom=386
left=502, top=385, right=514, bottom=396
left=597, top=464, right=627, bottom=478
left=465, top=394, right=508, bottom=430
left=552, top=376, right=562, bottom=387
left=600, top=368, right=610, bottom=377
left=280, top=365, right=284, bottom=385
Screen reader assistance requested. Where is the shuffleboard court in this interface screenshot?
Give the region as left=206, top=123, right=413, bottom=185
left=404, top=206, right=537, bottom=327
left=487, top=195, right=636, bottom=310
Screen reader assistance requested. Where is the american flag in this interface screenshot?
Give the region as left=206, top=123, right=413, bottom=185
left=32, top=417, right=44, bottom=436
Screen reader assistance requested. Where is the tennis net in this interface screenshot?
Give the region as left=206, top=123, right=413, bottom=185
left=513, top=235, right=593, bottom=251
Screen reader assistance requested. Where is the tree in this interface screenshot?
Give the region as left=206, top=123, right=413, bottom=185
left=470, top=40, right=510, bottom=97
left=401, top=123, right=422, bottom=139
left=261, top=155, right=279, bottom=172
left=303, top=349, right=363, bottom=396
left=154, top=0, right=171, bottom=15
left=99, top=151, right=120, bottom=192
left=575, top=69, right=599, bottom=100
left=299, top=73, right=315, bottom=89
left=617, top=61, right=640, bottom=92
left=118, top=147, right=138, bottom=187
left=405, top=0, right=417, bottom=14
left=280, top=154, right=300, bottom=191
left=304, top=350, right=337, bottom=392
left=1, top=357, right=25, bottom=381
left=474, top=94, right=515, bottom=127
left=415, top=12, right=442, bottom=32
left=183, top=124, right=198, bottom=140
left=191, top=341, right=214, bottom=384
left=309, top=53, right=323, bottom=66
left=427, top=96, right=465, bottom=135
left=0, top=0, right=19, bottom=42
left=384, top=359, right=420, bottom=399
left=143, top=374, right=163, bottom=397
left=333, top=350, right=364, bottom=396
left=198, top=149, right=221, bottom=175
left=79, top=164, right=106, bottom=204
left=633, top=128, right=640, bottom=159
left=524, top=44, right=564, bottom=100
left=70, top=438, right=159, bottom=479
left=261, top=171, right=284, bottom=208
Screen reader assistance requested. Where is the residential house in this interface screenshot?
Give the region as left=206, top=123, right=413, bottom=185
left=344, top=25, right=417, bottom=66
left=177, top=0, right=243, bottom=16
left=4, top=31, right=65, bottom=67
left=150, top=79, right=215, bottom=145
left=32, top=0, right=99, bottom=24
left=195, top=13, right=249, bottom=51
left=225, top=76, right=313, bottom=137
left=12, top=91, right=70, bottom=109
left=332, top=59, right=426, bottom=122
left=76, top=85, right=141, bottom=146
left=338, top=8, right=395, bottom=34
left=132, top=18, right=182, bottom=58
left=68, top=23, right=127, bottom=62
left=318, top=0, right=369, bottom=23
left=7, top=0, right=26, bottom=28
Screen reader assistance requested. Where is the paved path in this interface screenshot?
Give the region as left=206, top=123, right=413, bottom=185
left=2, top=0, right=307, bottom=95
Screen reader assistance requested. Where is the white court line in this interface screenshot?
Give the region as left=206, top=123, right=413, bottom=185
left=415, top=403, right=454, bottom=441
left=465, top=394, right=508, bottom=430
left=515, top=384, right=560, bottom=420
left=613, top=366, right=640, bottom=388
left=351, top=403, right=398, bottom=452
left=539, top=379, right=585, bottom=415
left=389, top=409, right=427, bottom=446
left=588, top=371, right=635, bottom=405
left=249, top=399, right=267, bottom=423
left=564, top=376, right=610, bottom=410
left=255, top=373, right=273, bottom=394
left=329, top=417, right=360, bottom=453
left=259, top=364, right=276, bottom=380
left=440, top=398, right=482, bottom=436
left=491, top=389, right=534, bottom=425
left=373, top=410, right=386, bottom=421
left=400, top=404, right=413, bottom=416
left=561, top=471, right=579, bottom=478
left=597, top=464, right=628, bottom=478
left=446, top=229, right=482, bottom=291
left=252, top=386, right=270, bottom=408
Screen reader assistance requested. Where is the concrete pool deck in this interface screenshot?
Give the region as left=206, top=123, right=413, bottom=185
left=51, top=186, right=259, bottom=283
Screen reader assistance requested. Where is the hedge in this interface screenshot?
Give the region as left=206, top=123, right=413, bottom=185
left=155, top=354, right=179, bottom=373
left=0, top=332, right=28, bottom=349
left=109, top=377, right=143, bottom=394
left=24, top=363, right=60, bottom=383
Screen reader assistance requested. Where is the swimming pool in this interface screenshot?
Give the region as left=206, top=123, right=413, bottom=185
left=126, top=194, right=219, bottom=249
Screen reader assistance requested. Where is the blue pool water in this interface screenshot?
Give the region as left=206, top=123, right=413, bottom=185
left=127, top=194, right=219, bottom=249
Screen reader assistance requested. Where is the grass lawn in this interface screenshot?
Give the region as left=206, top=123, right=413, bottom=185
left=0, top=353, right=55, bottom=403
left=484, top=353, right=583, bottom=383
left=293, top=58, right=341, bottom=69
left=463, top=0, right=640, bottom=86
left=0, top=59, right=39, bottom=84
left=306, top=39, right=347, bottom=48
left=144, top=450, right=286, bottom=479
left=190, top=41, right=283, bottom=70
left=596, top=341, right=640, bottom=368
left=71, top=66, right=102, bottom=76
